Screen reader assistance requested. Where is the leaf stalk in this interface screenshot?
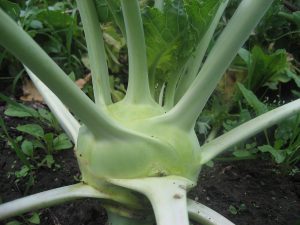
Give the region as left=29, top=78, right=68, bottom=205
left=76, top=0, right=112, bottom=106
left=120, top=0, right=153, bottom=104
left=0, top=184, right=109, bottom=220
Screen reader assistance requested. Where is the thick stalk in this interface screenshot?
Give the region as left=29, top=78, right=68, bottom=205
left=0, top=9, right=128, bottom=139
left=164, top=72, right=182, bottom=110
left=175, top=0, right=229, bottom=102
left=110, top=176, right=195, bottom=225
left=106, top=210, right=153, bottom=225
left=0, top=184, right=109, bottom=220
left=187, top=199, right=235, bottom=225
left=199, top=99, right=300, bottom=164
left=26, top=67, right=80, bottom=143
left=121, top=0, right=152, bottom=104
left=163, top=0, right=274, bottom=130
left=76, top=0, right=112, bottom=106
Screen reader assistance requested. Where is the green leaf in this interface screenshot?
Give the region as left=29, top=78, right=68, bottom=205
left=44, top=133, right=54, bottom=153
left=238, top=203, right=247, bottom=212
left=244, top=46, right=291, bottom=91
left=258, top=145, right=286, bottom=164
left=94, top=0, right=125, bottom=35
left=53, top=133, right=72, bottom=151
left=275, top=120, right=294, bottom=143
left=279, top=11, right=300, bottom=28
left=233, top=150, right=252, bottom=158
left=32, top=140, right=45, bottom=149
left=238, top=48, right=251, bottom=64
left=228, top=205, right=238, bottom=215
left=17, top=124, right=44, bottom=139
left=15, top=136, right=23, bottom=143
left=36, top=10, right=72, bottom=28
left=274, top=139, right=284, bottom=150
left=38, top=108, right=53, bottom=123
left=0, top=0, right=21, bottom=21
left=94, top=0, right=113, bottom=22
left=4, top=104, right=38, bottom=118
left=45, top=154, right=55, bottom=168
left=15, top=165, right=30, bottom=178
left=0, top=116, right=30, bottom=167
left=143, top=0, right=221, bottom=85
left=5, top=221, right=22, bottom=225
left=29, top=20, right=43, bottom=29
left=28, top=212, right=40, bottom=224
left=286, top=69, right=300, bottom=88
left=286, top=148, right=296, bottom=156
left=237, top=83, right=268, bottom=115
left=21, top=140, right=34, bottom=157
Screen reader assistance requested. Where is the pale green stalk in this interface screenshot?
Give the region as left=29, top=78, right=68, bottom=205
left=0, top=9, right=129, bottom=139
left=110, top=176, right=194, bottom=225
left=25, top=67, right=80, bottom=143
left=187, top=200, right=235, bottom=225
left=76, top=0, right=112, bottom=106
left=199, top=99, right=300, bottom=164
left=107, top=211, right=153, bottom=225
left=120, top=0, right=153, bottom=104
left=175, top=0, right=229, bottom=102
left=205, top=127, right=218, bottom=144
left=162, top=0, right=274, bottom=130
left=0, top=184, right=109, bottom=220
left=164, top=72, right=182, bottom=110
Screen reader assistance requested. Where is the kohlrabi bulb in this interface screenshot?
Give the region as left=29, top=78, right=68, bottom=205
left=76, top=101, right=202, bottom=189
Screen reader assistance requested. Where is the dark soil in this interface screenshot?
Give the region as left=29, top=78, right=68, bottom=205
left=191, top=162, right=300, bottom=225
left=0, top=105, right=300, bottom=225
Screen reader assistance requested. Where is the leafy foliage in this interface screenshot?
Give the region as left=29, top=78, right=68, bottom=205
left=279, top=11, right=300, bottom=28
left=237, top=82, right=268, bottom=115
left=5, top=102, right=73, bottom=157
left=143, top=0, right=221, bottom=96
left=0, top=0, right=87, bottom=94
left=238, top=46, right=299, bottom=91
left=0, top=97, right=73, bottom=192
